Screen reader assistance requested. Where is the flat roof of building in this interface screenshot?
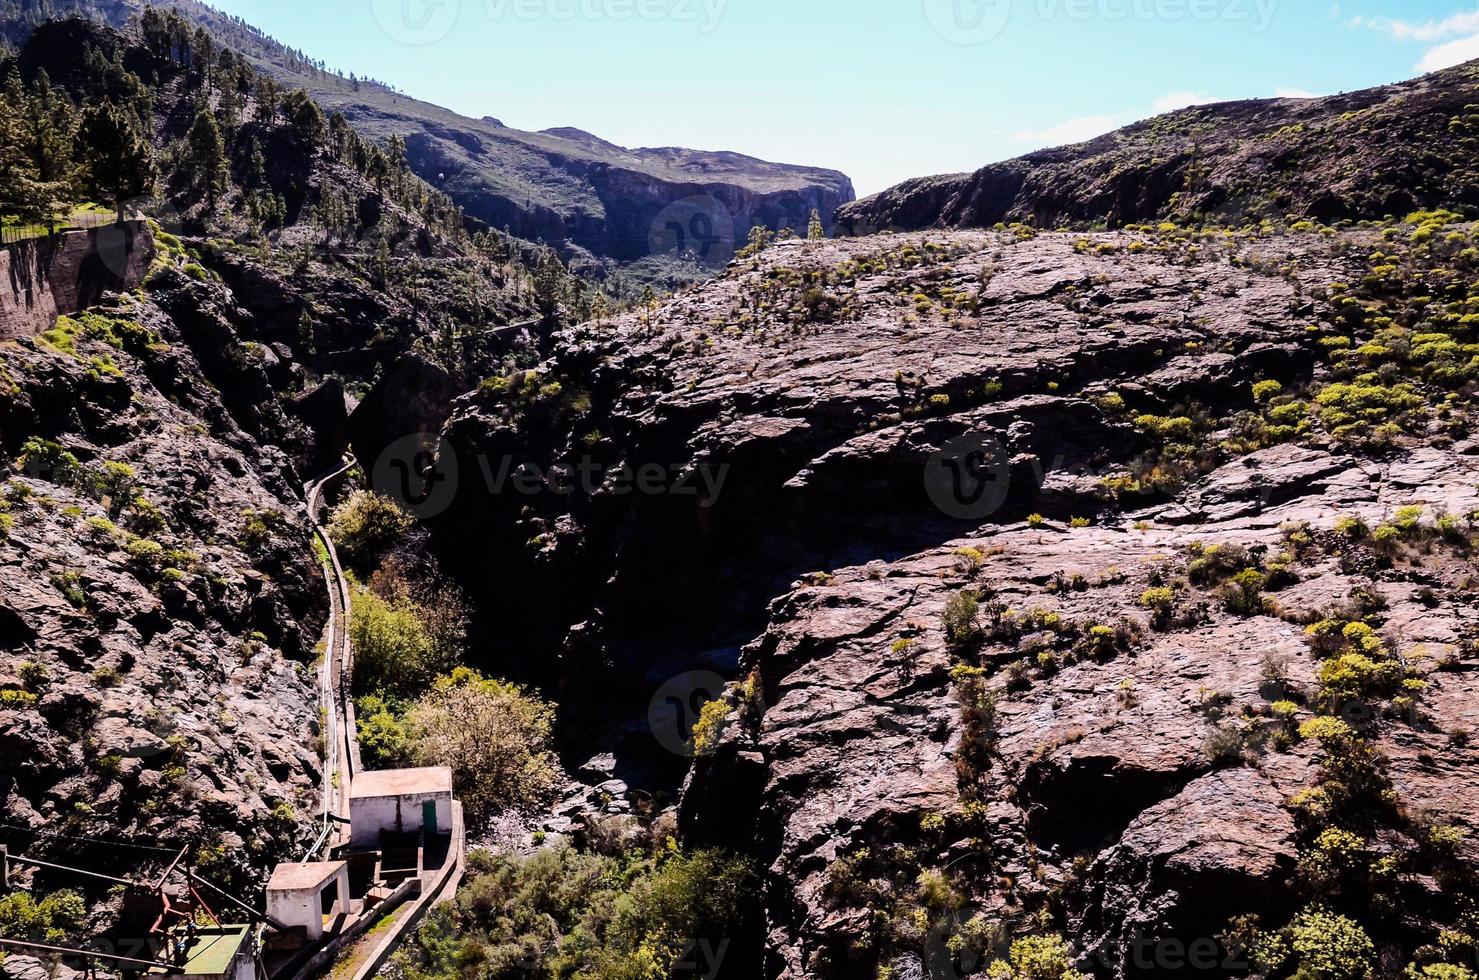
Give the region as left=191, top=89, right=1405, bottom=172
left=349, top=767, right=453, bottom=799
left=267, top=860, right=347, bottom=892
left=149, top=924, right=252, bottom=978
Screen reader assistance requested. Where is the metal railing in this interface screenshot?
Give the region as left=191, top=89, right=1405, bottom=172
left=1, top=211, right=117, bottom=246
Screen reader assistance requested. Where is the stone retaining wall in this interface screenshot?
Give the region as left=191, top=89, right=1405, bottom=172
left=0, top=241, right=58, bottom=341
left=0, top=221, right=155, bottom=340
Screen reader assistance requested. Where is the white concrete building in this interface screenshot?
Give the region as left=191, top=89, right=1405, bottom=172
left=265, top=861, right=351, bottom=941
left=348, top=767, right=454, bottom=849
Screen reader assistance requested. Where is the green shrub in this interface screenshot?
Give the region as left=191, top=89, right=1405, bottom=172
left=404, top=668, right=558, bottom=818
left=239, top=508, right=288, bottom=551
left=1288, top=906, right=1375, bottom=980
left=126, top=496, right=167, bottom=535
left=18, top=661, right=48, bottom=688
left=124, top=537, right=165, bottom=576
left=942, top=590, right=981, bottom=652
left=349, top=586, right=458, bottom=698
left=1300, top=716, right=1355, bottom=745
left=328, top=491, right=414, bottom=566
left=356, top=694, right=412, bottom=768
left=1408, top=964, right=1478, bottom=980
left=690, top=696, right=731, bottom=757
left=1186, top=543, right=1250, bottom=586
left=16, top=438, right=85, bottom=487
left=1219, top=568, right=1268, bottom=616
left=0, top=888, right=87, bottom=943
left=985, top=935, right=1086, bottom=980
left=1139, top=587, right=1176, bottom=629
left=50, top=570, right=87, bottom=609
left=396, top=844, right=758, bottom=980
left=1318, top=652, right=1400, bottom=703
left=1253, top=380, right=1284, bottom=402
left=0, top=689, right=39, bottom=709
left=1135, top=414, right=1196, bottom=441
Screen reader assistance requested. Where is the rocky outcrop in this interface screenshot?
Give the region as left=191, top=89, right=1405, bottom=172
left=838, top=59, right=1479, bottom=234
left=433, top=229, right=1354, bottom=684
left=347, top=354, right=464, bottom=474
left=427, top=223, right=1479, bottom=977
left=0, top=222, right=154, bottom=340
left=682, top=441, right=1479, bottom=977
left=0, top=271, right=323, bottom=897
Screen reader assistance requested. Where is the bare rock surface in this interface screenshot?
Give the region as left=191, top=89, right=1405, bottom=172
left=0, top=272, right=327, bottom=893
left=427, top=223, right=1479, bottom=977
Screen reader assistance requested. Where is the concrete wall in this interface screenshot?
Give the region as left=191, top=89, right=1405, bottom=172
left=0, top=241, right=58, bottom=341
left=349, top=792, right=452, bottom=849
left=0, top=221, right=155, bottom=341
left=266, top=868, right=350, bottom=942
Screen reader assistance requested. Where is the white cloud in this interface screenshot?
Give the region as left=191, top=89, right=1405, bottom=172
left=1355, top=9, right=1479, bottom=42
left=1417, top=32, right=1479, bottom=71
left=1348, top=8, right=1479, bottom=77
left=1011, top=114, right=1121, bottom=147
left=1275, top=87, right=1320, bottom=99
left=1151, top=91, right=1219, bottom=114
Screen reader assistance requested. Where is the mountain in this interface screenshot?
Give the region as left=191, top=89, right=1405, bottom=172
left=838, top=59, right=1479, bottom=234
left=7, top=5, right=1479, bottom=979
left=0, top=6, right=563, bottom=907
left=1, top=0, right=856, bottom=278
left=419, top=216, right=1479, bottom=980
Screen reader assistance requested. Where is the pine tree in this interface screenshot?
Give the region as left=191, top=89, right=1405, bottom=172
left=370, top=235, right=391, bottom=288
left=79, top=102, right=156, bottom=223
left=387, top=134, right=408, bottom=196
left=808, top=208, right=825, bottom=240
left=185, top=108, right=227, bottom=203
left=244, top=137, right=265, bottom=189
left=26, top=71, right=78, bottom=190
left=532, top=250, right=565, bottom=323
left=254, top=76, right=280, bottom=124
left=740, top=223, right=774, bottom=258
left=282, top=89, right=325, bottom=145
left=0, top=72, right=47, bottom=224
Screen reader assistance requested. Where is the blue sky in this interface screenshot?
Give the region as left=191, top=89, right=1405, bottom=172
left=207, top=0, right=1479, bottom=196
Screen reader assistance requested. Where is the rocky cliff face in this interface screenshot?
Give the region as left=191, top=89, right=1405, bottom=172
left=0, top=267, right=327, bottom=896
left=435, top=228, right=1334, bottom=686
left=397, top=120, right=857, bottom=265
left=0, top=222, right=156, bottom=341
left=433, top=219, right=1479, bottom=977
left=838, top=60, right=1479, bottom=235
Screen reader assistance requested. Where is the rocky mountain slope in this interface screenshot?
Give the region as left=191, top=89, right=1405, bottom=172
left=838, top=60, right=1479, bottom=234
left=6, top=5, right=1479, bottom=978
left=434, top=214, right=1479, bottom=977
left=0, top=265, right=328, bottom=900
left=0, top=8, right=552, bottom=927
left=3, top=0, right=856, bottom=280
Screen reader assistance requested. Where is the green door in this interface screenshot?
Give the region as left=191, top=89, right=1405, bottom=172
left=422, top=800, right=437, bottom=839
